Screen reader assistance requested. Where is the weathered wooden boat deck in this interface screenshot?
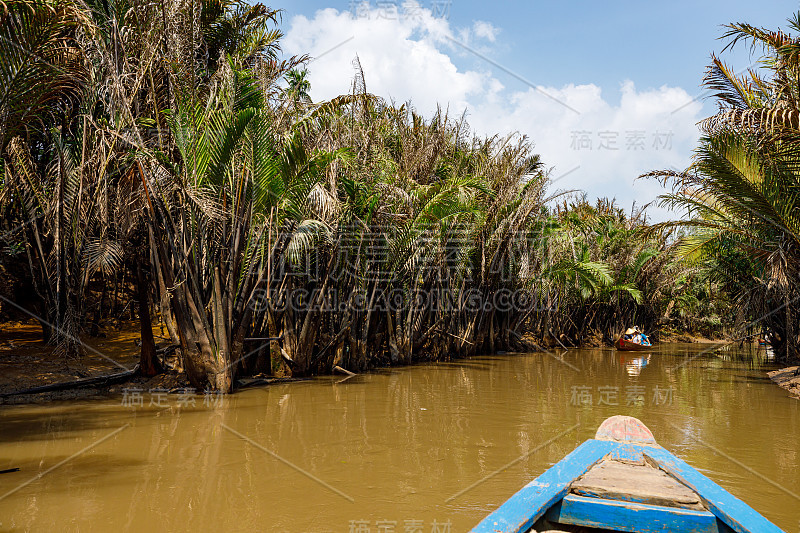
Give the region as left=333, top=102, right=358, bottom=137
left=570, top=456, right=705, bottom=510
left=531, top=453, right=707, bottom=532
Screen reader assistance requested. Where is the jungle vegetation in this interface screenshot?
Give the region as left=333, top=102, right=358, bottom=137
left=0, top=0, right=793, bottom=392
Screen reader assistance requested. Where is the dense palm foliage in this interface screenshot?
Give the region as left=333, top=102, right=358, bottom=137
left=646, top=13, right=800, bottom=362
left=532, top=199, right=691, bottom=346
left=1, top=0, right=715, bottom=392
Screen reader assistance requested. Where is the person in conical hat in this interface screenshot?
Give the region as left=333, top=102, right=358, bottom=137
left=635, top=326, right=651, bottom=346
left=624, top=327, right=636, bottom=335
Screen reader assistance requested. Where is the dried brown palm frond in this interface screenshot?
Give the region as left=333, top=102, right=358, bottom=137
left=308, top=182, right=339, bottom=224
left=84, top=237, right=124, bottom=276
left=4, top=137, right=47, bottom=214
left=699, top=107, right=800, bottom=135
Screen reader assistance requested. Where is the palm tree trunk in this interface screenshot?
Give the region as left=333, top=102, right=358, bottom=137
left=136, top=259, right=161, bottom=377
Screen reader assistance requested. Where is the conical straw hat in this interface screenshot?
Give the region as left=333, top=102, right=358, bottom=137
left=624, top=328, right=636, bottom=335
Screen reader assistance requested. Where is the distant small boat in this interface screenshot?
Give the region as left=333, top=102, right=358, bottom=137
left=615, top=327, right=652, bottom=351
left=472, top=415, right=782, bottom=533
left=615, top=337, right=652, bottom=351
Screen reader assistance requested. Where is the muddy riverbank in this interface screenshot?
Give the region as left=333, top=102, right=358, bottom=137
left=768, top=366, right=800, bottom=399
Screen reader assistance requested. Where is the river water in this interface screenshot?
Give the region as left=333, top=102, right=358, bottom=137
left=1, top=344, right=798, bottom=532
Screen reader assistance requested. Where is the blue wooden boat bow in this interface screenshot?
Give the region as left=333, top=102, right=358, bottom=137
left=472, top=416, right=784, bottom=533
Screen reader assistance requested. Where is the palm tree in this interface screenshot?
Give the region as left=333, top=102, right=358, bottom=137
left=141, top=63, right=347, bottom=390
left=647, top=133, right=800, bottom=360
left=0, top=0, right=89, bottom=148
left=701, top=13, right=800, bottom=137
left=645, top=13, right=800, bottom=360
left=284, top=68, right=312, bottom=106
left=200, top=0, right=285, bottom=73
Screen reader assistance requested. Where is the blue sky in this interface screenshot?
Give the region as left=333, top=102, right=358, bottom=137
left=269, top=1, right=799, bottom=219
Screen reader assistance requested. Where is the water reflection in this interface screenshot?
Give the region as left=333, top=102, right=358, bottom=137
left=0, top=344, right=797, bottom=532
left=621, top=354, right=651, bottom=377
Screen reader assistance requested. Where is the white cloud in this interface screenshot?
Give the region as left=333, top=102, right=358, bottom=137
left=282, top=5, right=704, bottom=221
left=283, top=7, right=486, bottom=114
left=472, top=21, right=499, bottom=42
left=466, top=81, right=702, bottom=219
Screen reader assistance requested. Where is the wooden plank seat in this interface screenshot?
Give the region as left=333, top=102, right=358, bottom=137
left=569, top=458, right=706, bottom=511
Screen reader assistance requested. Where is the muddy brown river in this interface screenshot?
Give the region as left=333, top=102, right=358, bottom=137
left=1, top=344, right=798, bottom=532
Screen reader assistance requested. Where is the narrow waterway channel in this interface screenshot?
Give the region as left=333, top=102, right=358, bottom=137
left=1, top=344, right=798, bottom=532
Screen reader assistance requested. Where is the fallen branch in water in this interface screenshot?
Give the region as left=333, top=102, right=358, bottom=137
left=235, top=376, right=309, bottom=390
left=333, top=365, right=356, bottom=376
left=550, top=330, right=569, bottom=350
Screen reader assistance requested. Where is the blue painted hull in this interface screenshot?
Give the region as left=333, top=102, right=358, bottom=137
left=472, top=420, right=783, bottom=533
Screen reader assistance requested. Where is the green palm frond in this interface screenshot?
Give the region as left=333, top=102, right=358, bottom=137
left=0, top=0, right=90, bottom=147
left=606, top=283, right=643, bottom=304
